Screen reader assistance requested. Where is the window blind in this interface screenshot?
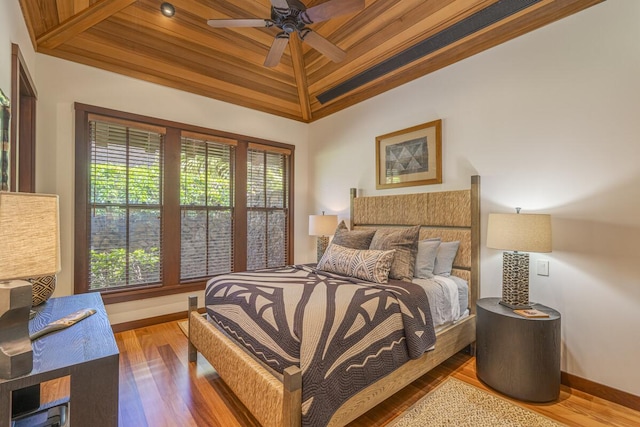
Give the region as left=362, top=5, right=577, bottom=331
left=88, top=119, right=163, bottom=290
left=180, top=135, right=235, bottom=280
left=247, top=146, right=290, bottom=270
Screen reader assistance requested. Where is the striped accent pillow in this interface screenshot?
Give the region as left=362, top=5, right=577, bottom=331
left=369, top=225, right=421, bottom=282
left=317, top=244, right=396, bottom=284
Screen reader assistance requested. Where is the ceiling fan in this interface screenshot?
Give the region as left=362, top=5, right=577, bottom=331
left=207, top=0, right=365, bottom=67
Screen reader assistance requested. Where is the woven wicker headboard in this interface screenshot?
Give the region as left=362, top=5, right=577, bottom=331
left=350, top=176, right=480, bottom=311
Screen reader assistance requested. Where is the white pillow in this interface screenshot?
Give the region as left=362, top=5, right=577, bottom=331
left=414, top=238, right=441, bottom=279
left=433, top=241, right=461, bottom=277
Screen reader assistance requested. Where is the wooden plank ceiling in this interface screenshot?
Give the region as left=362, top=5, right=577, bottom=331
left=19, top=0, right=603, bottom=122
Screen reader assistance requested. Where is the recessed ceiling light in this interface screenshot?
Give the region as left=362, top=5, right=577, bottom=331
left=160, top=2, right=175, bottom=17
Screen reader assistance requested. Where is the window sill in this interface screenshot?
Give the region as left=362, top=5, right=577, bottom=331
left=95, top=281, right=207, bottom=305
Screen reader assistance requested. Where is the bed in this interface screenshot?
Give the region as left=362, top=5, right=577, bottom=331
left=188, top=175, right=480, bottom=427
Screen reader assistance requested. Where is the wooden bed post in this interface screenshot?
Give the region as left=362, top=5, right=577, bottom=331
left=470, top=175, right=480, bottom=315
left=188, top=296, right=198, bottom=362
left=469, top=175, right=481, bottom=356
left=282, top=366, right=302, bottom=427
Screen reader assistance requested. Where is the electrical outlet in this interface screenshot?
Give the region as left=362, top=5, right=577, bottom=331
left=537, top=260, right=549, bottom=276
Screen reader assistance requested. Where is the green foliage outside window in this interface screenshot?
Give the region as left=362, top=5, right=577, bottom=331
left=90, top=161, right=162, bottom=289
left=90, top=163, right=160, bottom=205
left=89, top=154, right=233, bottom=206
left=90, top=247, right=160, bottom=289
left=180, top=148, right=231, bottom=207
left=89, top=149, right=234, bottom=288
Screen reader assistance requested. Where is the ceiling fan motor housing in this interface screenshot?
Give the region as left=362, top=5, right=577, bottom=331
left=208, top=0, right=362, bottom=67
left=271, top=0, right=312, bottom=34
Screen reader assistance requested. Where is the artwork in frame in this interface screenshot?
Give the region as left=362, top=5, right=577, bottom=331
left=375, top=119, right=442, bottom=189
left=0, top=88, right=10, bottom=191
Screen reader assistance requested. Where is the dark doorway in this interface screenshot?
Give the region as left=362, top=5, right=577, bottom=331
left=11, top=43, right=37, bottom=193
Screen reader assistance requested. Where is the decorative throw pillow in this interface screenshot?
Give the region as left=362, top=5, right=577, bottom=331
left=317, top=244, right=396, bottom=284
left=414, top=238, right=442, bottom=279
left=331, top=220, right=376, bottom=250
left=369, top=225, right=421, bottom=282
left=433, top=241, right=461, bottom=277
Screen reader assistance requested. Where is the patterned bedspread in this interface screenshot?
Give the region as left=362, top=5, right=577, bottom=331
left=204, top=265, right=436, bottom=426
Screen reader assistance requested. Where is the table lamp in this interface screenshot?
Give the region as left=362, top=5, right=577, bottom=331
left=309, top=212, right=338, bottom=262
left=487, top=208, right=551, bottom=309
left=0, top=192, right=61, bottom=379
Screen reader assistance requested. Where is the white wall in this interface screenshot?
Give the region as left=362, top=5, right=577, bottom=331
left=308, top=0, right=640, bottom=396
left=0, top=1, right=35, bottom=97
left=34, top=56, right=310, bottom=325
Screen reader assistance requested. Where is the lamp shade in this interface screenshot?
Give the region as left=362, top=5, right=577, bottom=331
left=309, top=214, right=338, bottom=237
left=487, top=212, right=551, bottom=253
left=0, top=193, right=61, bottom=280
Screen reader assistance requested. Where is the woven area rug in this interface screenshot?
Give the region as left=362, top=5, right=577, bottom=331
left=389, top=377, right=563, bottom=427
left=178, top=319, right=189, bottom=336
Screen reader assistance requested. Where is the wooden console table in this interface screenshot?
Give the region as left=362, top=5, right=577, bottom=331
left=0, top=293, right=119, bottom=426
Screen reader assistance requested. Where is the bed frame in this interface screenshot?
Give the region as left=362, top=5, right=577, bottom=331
left=188, top=175, right=480, bottom=427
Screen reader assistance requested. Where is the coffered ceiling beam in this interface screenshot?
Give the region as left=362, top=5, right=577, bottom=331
left=37, top=0, right=136, bottom=50
left=289, top=33, right=312, bottom=122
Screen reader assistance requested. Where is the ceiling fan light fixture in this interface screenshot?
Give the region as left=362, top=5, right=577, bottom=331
left=160, top=2, right=175, bottom=18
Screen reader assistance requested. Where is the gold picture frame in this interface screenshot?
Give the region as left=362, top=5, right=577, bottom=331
left=376, top=119, right=442, bottom=189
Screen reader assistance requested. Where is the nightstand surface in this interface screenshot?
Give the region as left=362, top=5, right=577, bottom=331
left=0, top=293, right=119, bottom=427
left=476, top=297, right=561, bottom=402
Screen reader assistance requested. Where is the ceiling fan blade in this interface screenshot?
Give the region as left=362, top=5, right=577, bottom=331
left=264, top=35, right=289, bottom=67
left=207, top=19, right=269, bottom=28
left=303, top=0, right=364, bottom=24
left=300, top=30, right=345, bottom=63
left=270, top=0, right=290, bottom=10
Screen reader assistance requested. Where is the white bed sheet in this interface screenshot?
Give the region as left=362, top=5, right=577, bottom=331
left=412, top=275, right=469, bottom=331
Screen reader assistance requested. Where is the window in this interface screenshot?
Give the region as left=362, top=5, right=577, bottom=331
left=88, top=118, right=163, bottom=290
left=75, top=104, right=294, bottom=303
left=180, top=133, right=235, bottom=280
left=247, top=145, right=290, bottom=270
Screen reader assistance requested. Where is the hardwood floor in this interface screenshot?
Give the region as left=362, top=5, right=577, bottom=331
left=42, top=320, right=640, bottom=426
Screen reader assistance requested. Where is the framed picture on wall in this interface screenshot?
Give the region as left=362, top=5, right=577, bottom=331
left=375, top=119, right=442, bottom=189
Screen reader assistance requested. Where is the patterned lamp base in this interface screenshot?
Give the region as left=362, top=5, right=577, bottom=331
left=28, top=275, right=57, bottom=306
left=499, top=252, right=532, bottom=309
left=316, top=236, right=330, bottom=263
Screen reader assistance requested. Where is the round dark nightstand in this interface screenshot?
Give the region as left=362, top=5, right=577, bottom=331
left=476, top=297, right=561, bottom=402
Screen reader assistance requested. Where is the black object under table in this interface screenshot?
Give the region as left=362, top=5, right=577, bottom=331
left=476, top=297, right=561, bottom=402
